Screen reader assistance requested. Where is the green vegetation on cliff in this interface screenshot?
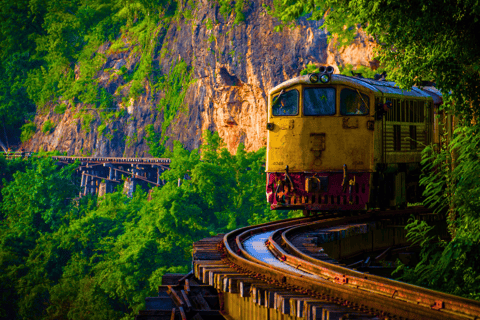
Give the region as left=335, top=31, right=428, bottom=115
left=0, top=131, right=298, bottom=319
left=0, top=0, right=251, bottom=146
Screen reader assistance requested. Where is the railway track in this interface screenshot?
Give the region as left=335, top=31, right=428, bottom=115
left=138, top=208, right=480, bottom=319
left=204, top=208, right=480, bottom=320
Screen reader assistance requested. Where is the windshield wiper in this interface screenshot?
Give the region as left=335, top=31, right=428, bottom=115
left=272, top=89, right=285, bottom=106
left=355, top=88, right=369, bottom=113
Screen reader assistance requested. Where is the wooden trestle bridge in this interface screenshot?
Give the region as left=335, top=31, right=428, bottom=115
left=54, top=156, right=171, bottom=197
left=1, top=152, right=171, bottom=197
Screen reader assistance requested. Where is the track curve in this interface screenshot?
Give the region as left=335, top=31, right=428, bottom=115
left=222, top=210, right=480, bottom=320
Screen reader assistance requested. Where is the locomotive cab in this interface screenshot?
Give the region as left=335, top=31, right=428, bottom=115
left=266, top=69, right=436, bottom=213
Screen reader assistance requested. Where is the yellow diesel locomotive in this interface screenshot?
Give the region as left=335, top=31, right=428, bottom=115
left=265, top=67, right=443, bottom=213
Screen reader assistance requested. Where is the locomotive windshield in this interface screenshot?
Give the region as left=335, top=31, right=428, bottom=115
left=340, top=88, right=370, bottom=115
left=272, top=89, right=299, bottom=116
left=303, top=87, right=336, bottom=116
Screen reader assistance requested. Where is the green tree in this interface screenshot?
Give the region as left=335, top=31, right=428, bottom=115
left=0, top=52, right=37, bottom=143
left=0, top=156, right=80, bottom=318
left=0, top=132, right=295, bottom=319
left=1, top=157, right=79, bottom=231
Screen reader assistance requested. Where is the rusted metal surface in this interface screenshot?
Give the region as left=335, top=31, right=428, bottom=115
left=266, top=171, right=371, bottom=211
left=222, top=210, right=480, bottom=320
left=190, top=224, right=379, bottom=320
left=136, top=280, right=224, bottom=320
left=142, top=210, right=479, bottom=319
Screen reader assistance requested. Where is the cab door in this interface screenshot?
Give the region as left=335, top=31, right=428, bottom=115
left=299, top=85, right=337, bottom=171
left=335, top=86, right=375, bottom=171
left=266, top=86, right=303, bottom=172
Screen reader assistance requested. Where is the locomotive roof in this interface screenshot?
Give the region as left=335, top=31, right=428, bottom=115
left=421, top=86, right=443, bottom=104
left=269, top=74, right=441, bottom=101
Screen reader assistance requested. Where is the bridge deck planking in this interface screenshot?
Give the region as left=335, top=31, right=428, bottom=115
left=52, top=156, right=171, bottom=165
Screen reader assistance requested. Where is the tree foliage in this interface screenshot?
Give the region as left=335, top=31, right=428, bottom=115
left=0, top=0, right=176, bottom=144
left=0, top=132, right=297, bottom=319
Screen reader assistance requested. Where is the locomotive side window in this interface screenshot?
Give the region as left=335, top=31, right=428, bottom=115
left=303, top=87, right=336, bottom=116
left=272, top=89, right=299, bottom=116
left=340, top=88, right=370, bottom=115
left=385, top=98, right=425, bottom=122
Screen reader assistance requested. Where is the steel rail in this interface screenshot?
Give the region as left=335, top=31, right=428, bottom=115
left=276, top=214, right=480, bottom=319
left=223, top=210, right=480, bottom=320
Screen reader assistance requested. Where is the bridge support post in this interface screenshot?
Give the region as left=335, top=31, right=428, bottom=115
left=131, top=168, right=137, bottom=194
left=123, top=177, right=134, bottom=197
left=98, top=181, right=106, bottom=197
left=153, top=165, right=167, bottom=186
left=95, top=178, right=99, bottom=195
left=90, top=175, right=96, bottom=195
left=81, top=172, right=86, bottom=188
left=84, top=172, right=90, bottom=196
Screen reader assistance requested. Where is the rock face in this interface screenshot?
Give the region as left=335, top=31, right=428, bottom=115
left=24, top=0, right=377, bottom=156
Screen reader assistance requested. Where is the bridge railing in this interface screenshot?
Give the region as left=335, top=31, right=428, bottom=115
left=0, top=151, right=34, bottom=160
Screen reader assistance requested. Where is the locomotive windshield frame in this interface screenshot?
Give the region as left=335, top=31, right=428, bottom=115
left=340, top=88, right=370, bottom=115
left=272, top=89, right=299, bottom=116
left=303, top=86, right=336, bottom=116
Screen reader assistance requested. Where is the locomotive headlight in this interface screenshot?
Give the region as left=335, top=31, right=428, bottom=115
left=319, top=73, right=330, bottom=83
left=309, top=73, right=319, bottom=83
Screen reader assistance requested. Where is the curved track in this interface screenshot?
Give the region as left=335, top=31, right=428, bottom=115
left=222, top=209, right=480, bottom=320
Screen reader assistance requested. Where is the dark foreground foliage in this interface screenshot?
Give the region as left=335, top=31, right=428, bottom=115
left=393, top=124, right=480, bottom=300
left=0, top=131, right=299, bottom=319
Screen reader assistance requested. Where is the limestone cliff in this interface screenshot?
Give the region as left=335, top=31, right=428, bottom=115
left=24, top=0, right=377, bottom=156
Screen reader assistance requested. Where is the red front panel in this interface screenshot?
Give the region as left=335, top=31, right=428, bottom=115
left=266, top=172, right=371, bottom=211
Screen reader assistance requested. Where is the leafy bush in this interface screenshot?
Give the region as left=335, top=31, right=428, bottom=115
left=300, top=62, right=320, bottom=75
left=42, top=119, right=55, bottom=134
left=145, top=124, right=165, bottom=157
left=97, top=123, right=107, bottom=136
left=218, top=0, right=232, bottom=20
left=53, top=103, right=67, bottom=114
left=393, top=118, right=480, bottom=300
left=205, top=18, right=214, bottom=30
left=20, top=122, right=36, bottom=142
left=154, top=59, right=196, bottom=142
left=339, top=64, right=386, bottom=79
left=234, top=0, right=248, bottom=24
left=80, top=113, right=95, bottom=133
